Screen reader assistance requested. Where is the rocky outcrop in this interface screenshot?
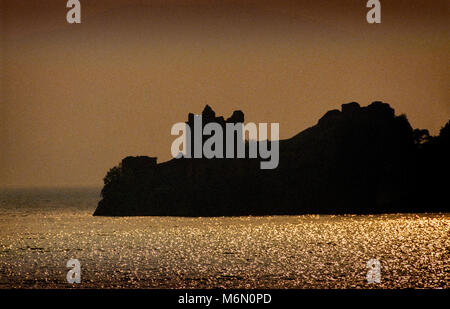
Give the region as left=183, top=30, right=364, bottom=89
left=93, top=102, right=449, bottom=216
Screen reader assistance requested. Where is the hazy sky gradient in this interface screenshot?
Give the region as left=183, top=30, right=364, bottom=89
left=1, top=0, right=449, bottom=187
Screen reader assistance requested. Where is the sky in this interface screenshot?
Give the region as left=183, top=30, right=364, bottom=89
left=1, top=0, right=449, bottom=187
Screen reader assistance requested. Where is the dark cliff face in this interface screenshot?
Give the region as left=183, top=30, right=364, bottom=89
left=93, top=102, right=449, bottom=216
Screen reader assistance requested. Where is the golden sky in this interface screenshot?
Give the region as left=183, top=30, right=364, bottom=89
left=1, top=0, right=449, bottom=187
